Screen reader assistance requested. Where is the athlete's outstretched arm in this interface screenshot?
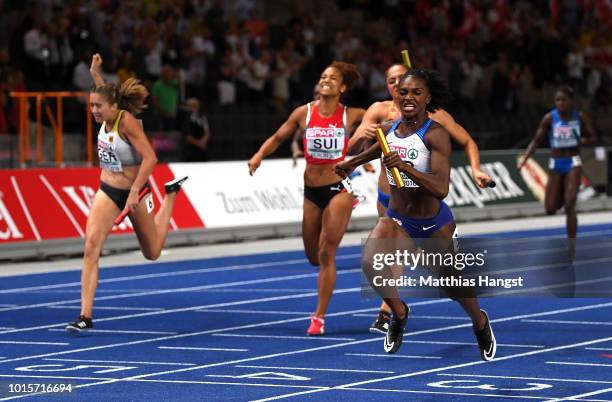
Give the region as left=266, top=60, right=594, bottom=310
left=248, top=105, right=305, bottom=175
left=519, top=113, right=552, bottom=168
left=290, top=129, right=303, bottom=166
left=347, top=103, right=385, bottom=155
left=89, top=53, right=105, bottom=87
left=431, top=109, right=490, bottom=188
left=335, top=141, right=382, bottom=178
left=120, top=113, right=158, bottom=212
left=384, top=126, right=451, bottom=199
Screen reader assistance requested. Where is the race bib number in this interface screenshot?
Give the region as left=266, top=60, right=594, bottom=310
left=145, top=193, right=154, bottom=214
left=98, top=148, right=123, bottom=172
left=305, top=127, right=345, bottom=160
left=386, top=169, right=418, bottom=188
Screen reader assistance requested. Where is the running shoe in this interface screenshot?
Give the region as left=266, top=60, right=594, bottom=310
left=384, top=302, right=410, bottom=353
left=474, top=309, right=497, bottom=361
left=369, top=310, right=391, bottom=334
left=65, top=315, right=93, bottom=333
left=165, top=176, right=188, bottom=194
left=306, top=314, right=325, bottom=336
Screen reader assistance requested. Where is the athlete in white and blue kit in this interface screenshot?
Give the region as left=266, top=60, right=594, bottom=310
left=335, top=69, right=496, bottom=360
left=519, top=85, right=596, bottom=257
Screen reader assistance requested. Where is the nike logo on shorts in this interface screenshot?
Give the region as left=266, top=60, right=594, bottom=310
left=422, top=224, right=436, bottom=231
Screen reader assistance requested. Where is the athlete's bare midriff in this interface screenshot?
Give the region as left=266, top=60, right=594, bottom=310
left=100, top=166, right=140, bottom=189
left=304, top=163, right=345, bottom=187
left=551, top=147, right=579, bottom=158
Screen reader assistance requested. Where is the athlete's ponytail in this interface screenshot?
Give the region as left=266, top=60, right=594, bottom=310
left=90, top=78, right=148, bottom=115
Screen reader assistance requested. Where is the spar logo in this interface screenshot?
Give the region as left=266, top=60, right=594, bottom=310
left=389, top=145, right=408, bottom=159
left=305, top=126, right=343, bottom=138
left=407, top=148, right=418, bottom=160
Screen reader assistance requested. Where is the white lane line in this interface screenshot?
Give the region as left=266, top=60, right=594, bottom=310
left=49, top=329, right=177, bottom=335
left=197, top=309, right=311, bottom=315
left=2, top=297, right=610, bottom=369
left=0, top=327, right=15, bottom=330
left=0, top=288, right=381, bottom=364
left=0, top=304, right=17, bottom=308
left=0, top=303, right=438, bottom=393
left=437, top=373, right=612, bottom=385
left=46, top=306, right=165, bottom=311
left=10, top=300, right=611, bottom=397
left=0, top=254, right=360, bottom=294
left=158, top=346, right=248, bottom=352
left=410, top=340, right=545, bottom=349
left=545, top=387, right=612, bottom=402
left=585, top=347, right=612, bottom=351
left=0, top=288, right=341, bottom=337
left=345, top=353, right=441, bottom=359
left=523, top=319, right=612, bottom=326
left=0, top=268, right=360, bottom=316
left=236, top=365, right=394, bottom=374
left=249, top=335, right=612, bottom=401
left=212, top=334, right=356, bottom=341
left=546, top=361, right=612, bottom=368
left=0, top=374, right=329, bottom=402
left=44, top=358, right=196, bottom=366
left=345, top=388, right=547, bottom=400
left=0, top=341, right=68, bottom=346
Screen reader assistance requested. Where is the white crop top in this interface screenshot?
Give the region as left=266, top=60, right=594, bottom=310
left=385, top=118, right=433, bottom=188
left=97, top=110, right=142, bottom=172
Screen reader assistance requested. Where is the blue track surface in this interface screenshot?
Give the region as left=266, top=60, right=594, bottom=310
left=1, top=223, right=612, bottom=401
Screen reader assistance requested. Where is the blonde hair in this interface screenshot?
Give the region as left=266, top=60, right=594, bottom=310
left=91, top=78, right=148, bottom=115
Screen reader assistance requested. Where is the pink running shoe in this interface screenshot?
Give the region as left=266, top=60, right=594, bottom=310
left=307, top=314, right=325, bottom=336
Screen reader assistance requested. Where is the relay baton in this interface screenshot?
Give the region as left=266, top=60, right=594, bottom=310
left=376, top=127, right=405, bottom=188
left=113, top=187, right=151, bottom=226
left=401, top=49, right=412, bottom=68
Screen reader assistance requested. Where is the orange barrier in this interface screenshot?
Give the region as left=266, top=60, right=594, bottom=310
left=9, top=91, right=93, bottom=166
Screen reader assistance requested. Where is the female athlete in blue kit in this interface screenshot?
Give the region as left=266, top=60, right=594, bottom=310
left=335, top=69, right=496, bottom=360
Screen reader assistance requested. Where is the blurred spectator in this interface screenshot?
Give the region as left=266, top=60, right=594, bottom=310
left=117, top=52, right=137, bottom=83
left=217, top=49, right=237, bottom=105
left=182, top=98, right=212, bottom=161
left=46, top=16, right=74, bottom=88
left=23, top=13, right=48, bottom=89
left=458, top=51, right=484, bottom=110
left=566, top=40, right=585, bottom=94
left=245, top=50, right=271, bottom=102
left=369, top=60, right=388, bottom=101
left=244, top=8, right=268, bottom=41
left=272, top=46, right=291, bottom=114
left=151, top=65, right=180, bottom=130
left=72, top=49, right=94, bottom=91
